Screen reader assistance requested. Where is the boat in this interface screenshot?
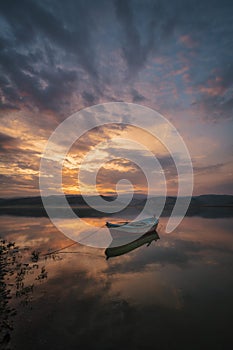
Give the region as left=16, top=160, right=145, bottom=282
left=106, top=217, right=159, bottom=247
left=106, top=216, right=159, bottom=233
left=105, top=231, right=160, bottom=259
left=105, top=230, right=160, bottom=259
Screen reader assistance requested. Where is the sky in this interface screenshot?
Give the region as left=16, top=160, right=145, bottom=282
left=0, top=0, right=233, bottom=197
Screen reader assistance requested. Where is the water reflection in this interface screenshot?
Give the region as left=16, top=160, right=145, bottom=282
left=105, top=230, right=160, bottom=259
left=0, top=215, right=233, bottom=349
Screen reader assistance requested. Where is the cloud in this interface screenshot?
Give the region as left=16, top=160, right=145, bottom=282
left=96, top=159, right=147, bottom=193
left=0, top=132, right=41, bottom=196
left=114, top=0, right=157, bottom=77
left=106, top=233, right=233, bottom=274
left=0, top=47, right=79, bottom=114
left=131, top=89, right=147, bottom=102
left=0, top=132, right=19, bottom=151
left=0, top=0, right=103, bottom=115
left=0, top=0, right=232, bottom=196
left=192, top=63, right=233, bottom=121
left=0, top=0, right=98, bottom=75
left=194, top=163, right=225, bottom=175
left=0, top=0, right=232, bottom=119
left=82, top=91, right=97, bottom=106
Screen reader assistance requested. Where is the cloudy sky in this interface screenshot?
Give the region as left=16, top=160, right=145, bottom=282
left=0, top=0, right=233, bottom=197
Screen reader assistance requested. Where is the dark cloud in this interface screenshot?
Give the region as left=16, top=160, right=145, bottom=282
left=0, top=132, right=19, bottom=151
left=0, top=0, right=232, bottom=120
left=0, top=0, right=103, bottom=114
left=114, top=0, right=233, bottom=119
left=114, top=0, right=202, bottom=75
left=0, top=0, right=98, bottom=76
left=131, top=89, right=146, bottom=102
left=0, top=46, right=79, bottom=114
left=200, top=93, right=233, bottom=122
left=82, top=91, right=97, bottom=106
left=114, top=0, right=156, bottom=77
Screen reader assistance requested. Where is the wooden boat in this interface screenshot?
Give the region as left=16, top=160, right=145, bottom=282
left=106, top=217, right=159, bottom=247
left=106, top=216, right=159, bottom=233
left=105, top=230, right=160, bottom=259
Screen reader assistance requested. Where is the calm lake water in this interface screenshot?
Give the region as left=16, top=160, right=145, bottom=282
left=0, top=214, right=233, bottom=350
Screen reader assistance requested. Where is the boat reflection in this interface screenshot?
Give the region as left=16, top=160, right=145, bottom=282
left=105, top=230, right=160, bottom=260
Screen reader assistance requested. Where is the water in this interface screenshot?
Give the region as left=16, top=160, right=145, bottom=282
left=0, top=214, right=233, bottom=350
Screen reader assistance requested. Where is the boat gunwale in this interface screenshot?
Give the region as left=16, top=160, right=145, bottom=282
left=106, top=217, right=159, bottom=230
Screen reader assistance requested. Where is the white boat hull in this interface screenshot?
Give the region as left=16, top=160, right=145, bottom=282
left=106, top=217, right=159, bottom=247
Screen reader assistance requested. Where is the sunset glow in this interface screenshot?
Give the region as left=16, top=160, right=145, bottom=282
left=0, top=0, right=232, bottom=197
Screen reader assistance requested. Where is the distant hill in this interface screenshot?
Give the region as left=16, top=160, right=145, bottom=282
left=0, top=194, right=232, bottom=218
left=0, top=194, right=117, bottom=207
left=140, top=194, right=233, bottom=207
left=194, top=194, right=233, bottom=206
